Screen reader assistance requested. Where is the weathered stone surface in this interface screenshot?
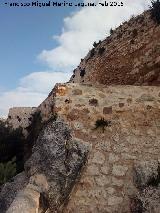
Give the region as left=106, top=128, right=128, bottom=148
left=109, top=153, right=119, bottom=162
left=72, top=89, right=82, bottom=95
left=112, top=165, right=128, bottom=176
left=133, top=187, right=160, bottom=213
left=0, top=172, right=28, bottom=213
left=119, top=103, right=125, bottom=108
left=106, top=187, right=115, bottom=195
left=87, top=165, right=99, bottom=176
left=108, top=196, right=123, bottom=206
left=137, top=94, right=155, bottom=102
left=95, top=175, right=110, bottom=186
left=1, top=120, right=88, bottom=213
left=89, top=98, right=98, bottom=106
left=70, top=11, right=160, bottom=86
left=131, top=161, right=160, bottom=213
left=101, top=165, right=110, bottom=175
left=7, top=184, right=40, bottom=213
left=92, top=151, right=105, bottom=164
left=103, top=107, right=112, bottom=114
left=133, top=160, right=159, bottom=188
left=3, top=80, right=160, bottom=213
left=112, top=177, right=124, bottom=187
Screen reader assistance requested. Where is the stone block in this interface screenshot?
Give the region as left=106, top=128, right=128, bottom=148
left=92, top=151, right=105, bottom=164
left=112, top=177, right=124, bottom=187
left=108, top=196, right=123, bottom=206
left=87, top=165, right=100, bottom=176
left=101, top=165, right=110, bottom=175
left=103, top=107, right=112, bottom=114
left=112, top=165, right=128, bottom=176
left=72, top=89, right=82, bottom=95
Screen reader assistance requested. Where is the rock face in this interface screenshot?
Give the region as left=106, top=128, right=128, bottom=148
left=70, top=11, right=160, bottom=86
left=0, top=172, right=28, bottom=213
left=131, top=161, right=160, bottom=213
left=0, top=120, right=88, bottom=212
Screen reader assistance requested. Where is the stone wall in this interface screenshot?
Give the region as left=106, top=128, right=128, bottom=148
left=7, top=107, right=36, bottom=136
left=37, top=85, right=57, bottom=122
left=70, top=11, right=160, bottom=86
left=3, top=83, right=160, bottom=213
left=52, top=83, right=160, bottom=212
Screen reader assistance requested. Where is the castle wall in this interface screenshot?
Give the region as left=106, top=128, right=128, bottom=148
left=7, top=107, right=36, bottom=136
left=53, top=83, right=160, bottom=212
left=70, top=11, right=160, bottom=86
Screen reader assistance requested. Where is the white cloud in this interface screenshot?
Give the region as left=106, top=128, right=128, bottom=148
left=19, top=71, right=71, bottom=93
left=0, top=71, right=71, bottom=117
left=38, top=0, right=151, bottom=71
left=0, top=0, right=151, bottom=117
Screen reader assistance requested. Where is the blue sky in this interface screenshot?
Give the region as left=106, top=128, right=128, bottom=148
left=0, top=0, right=150, bottom=116
left=0, top=0, right=79, bottom=90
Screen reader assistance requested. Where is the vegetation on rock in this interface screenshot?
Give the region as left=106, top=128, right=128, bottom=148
left=94, top=118, right=111, bottom=132
left=98, top=47, right=105, bottom=55
left=0, top=157, right=16, bottom=185
left=0, top=120, right=24, bottom=178
left=150, top=0, right=160, bottom=24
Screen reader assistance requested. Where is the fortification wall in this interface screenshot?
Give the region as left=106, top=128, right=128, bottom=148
left=3, top=84, right=160, bottom=213
left=7, top=107, right=36, bottom=135
left=52, top=83, right=160, bottom=212
left=70, top=11, right=160, bottom=86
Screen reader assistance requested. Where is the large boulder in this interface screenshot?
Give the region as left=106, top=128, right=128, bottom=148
left=0, top=120, right=89, bottom=212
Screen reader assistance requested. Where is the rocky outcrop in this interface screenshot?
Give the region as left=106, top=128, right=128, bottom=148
left=131, top=161, right=160, bottom=213
left=0, top=172, right=28, bottom=213
left=70, top=10, right=160, bottom=86
left=0, top=120, right=88, bottom=212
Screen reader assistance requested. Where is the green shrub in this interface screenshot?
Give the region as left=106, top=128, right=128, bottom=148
left=150, top=0, right=160, bottom=24
left=93, top=41, right=98, bottom=48
left=0, top=157, right=16, bottom=184
left=90, top=48, right=95, bottom=58
left=94, top=118, right=111, bottom=132
left=110, top=28, right=114, bottom=34
left=0, top=121, right=24, bottom=173
left=80, top=69, right=86, bottom=77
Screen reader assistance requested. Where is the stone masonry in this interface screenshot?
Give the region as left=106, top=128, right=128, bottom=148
left=7, top=107, right=36, bottom=136
left=2, top=83, right=160, bottom=212
left=51, top=83, right=160, bottom=212
left=70, top=11, right=160, bottom=86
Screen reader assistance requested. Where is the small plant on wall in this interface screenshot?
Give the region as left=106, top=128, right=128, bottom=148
left=94, top=118, right=111, bottom=133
